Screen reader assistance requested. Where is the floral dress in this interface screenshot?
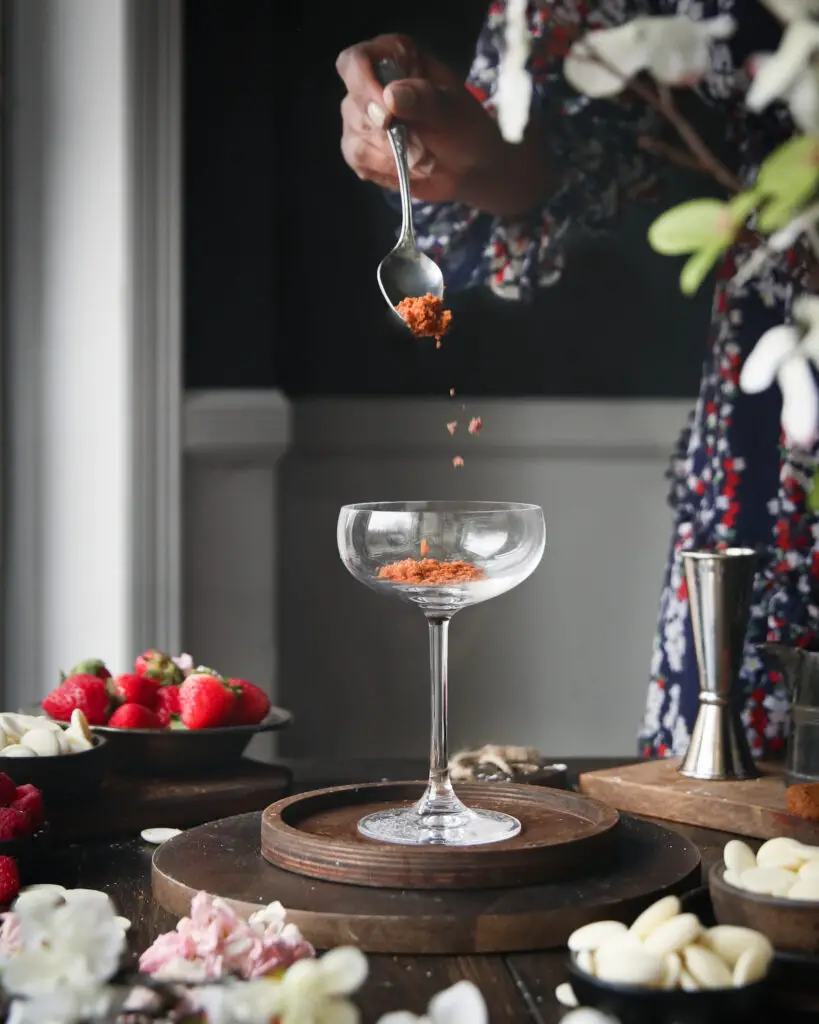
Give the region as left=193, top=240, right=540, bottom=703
left=407, top=0, right=815, bottom=758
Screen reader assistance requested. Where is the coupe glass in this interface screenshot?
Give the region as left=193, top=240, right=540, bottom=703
left=337, top=500, right=546, bottom=847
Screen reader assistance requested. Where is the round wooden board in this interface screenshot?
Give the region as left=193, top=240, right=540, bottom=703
left=152, top=811, right=702, bottom=954
left=260, top=781, right=620, bottom=889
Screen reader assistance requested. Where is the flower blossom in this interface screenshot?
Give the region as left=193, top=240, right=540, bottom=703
left=139, top=892, right=314, bottom=983
left=564, top=15, right=735, bottom=98
left=746, top=21, right=819, bottom=132
left=0, top=888, right=125, bottom=1024
left=172, top=652, right=195, bottom=677
left=376, top=980, right=487, bottom=1024
left=740, top=295, right=819, bottom=447
left=495, top=0, right=532, bottom=142
left=190, top=946, right=368, bottom=1024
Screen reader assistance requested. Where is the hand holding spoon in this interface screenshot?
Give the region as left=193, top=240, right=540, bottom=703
left=374, top=59, right=444, bottom=317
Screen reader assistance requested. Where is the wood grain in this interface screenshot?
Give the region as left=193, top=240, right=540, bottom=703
left=579, top=759, right=819, bottom=842
left=261, top=781, right=619, bottom=889
left=153, top=810, right=701, bottom=954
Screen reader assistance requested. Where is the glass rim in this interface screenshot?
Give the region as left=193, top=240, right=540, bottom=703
left=339, top=500, right=543, bottom=515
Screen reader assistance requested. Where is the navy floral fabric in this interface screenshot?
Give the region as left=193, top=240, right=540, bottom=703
left=406, top=0, right=816, bottom=757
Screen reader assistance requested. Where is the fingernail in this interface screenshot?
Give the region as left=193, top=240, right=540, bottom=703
left=388, top=84, right=415, bottom=111
left=407, top=140, right=425, bottom=167
left=367, top=102, right=386, bottom=128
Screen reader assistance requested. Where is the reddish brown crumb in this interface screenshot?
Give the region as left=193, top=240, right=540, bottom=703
left=453, top=455, right=464, bottom=468
left=377, top=558, right=486, bottom=584
left=420, top=538, right=430, bottom=557
left=468, top=416, right=483, bottom=436
left=786, top=783, right=819, bottom=821
left=435, top=339, right=442, bottom=349
left=449, top=388, right=455, bottom=397
left=446, top=421, right=457, bottom=435
left=395, top=293, right=452, bottom=340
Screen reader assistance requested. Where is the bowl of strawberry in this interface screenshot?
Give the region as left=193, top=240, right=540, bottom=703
left=38, top=651, right=292, bottom=776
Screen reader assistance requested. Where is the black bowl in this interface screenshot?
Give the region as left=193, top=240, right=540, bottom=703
left=567, top=955, right=771, bottom=1024
left=82, top=708, right=292, bottom=776
left=0, top=736, right=107, bottom=801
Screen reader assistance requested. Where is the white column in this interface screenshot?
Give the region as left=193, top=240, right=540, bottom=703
left=4, top=0, right=182, bottom=707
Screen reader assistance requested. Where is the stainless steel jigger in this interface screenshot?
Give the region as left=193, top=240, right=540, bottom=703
left=678, top=548, right=760, bottom=781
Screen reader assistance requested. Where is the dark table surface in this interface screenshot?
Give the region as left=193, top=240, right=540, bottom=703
left=48, top=757, right=819, bottom=1023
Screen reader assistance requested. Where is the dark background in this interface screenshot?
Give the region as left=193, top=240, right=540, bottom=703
left=183, top=0, right=712, bottom=397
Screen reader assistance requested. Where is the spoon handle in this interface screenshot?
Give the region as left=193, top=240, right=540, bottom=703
left=374, top=59, right=415, bottom=249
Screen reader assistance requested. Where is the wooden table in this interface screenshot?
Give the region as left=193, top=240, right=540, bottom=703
left=52, top=757, right=818, bottom=1022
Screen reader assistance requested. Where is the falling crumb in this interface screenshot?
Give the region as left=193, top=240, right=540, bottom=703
left=395, top=293, right=452, bottom=341
left=446, top=421, right=457, bottom=435
left=449, top=388, right=455, bottom=397
left=468, top=416, right=483, bottom=436
left=453, top=456, right=464, bottom=468
left=420, top=538, right=430, bottom=557
left=435, top=339, right=442, bottom=349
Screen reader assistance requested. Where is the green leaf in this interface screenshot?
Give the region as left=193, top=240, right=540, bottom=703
left=648, top=200, right=730, bottom=255
left=680, top=243, right=724, bottom=296
left=756, top=135, right=819, bottom=209
left=808, top=471, right=819, bottom=514
left=757, top=195, right=801, bottom=233
left=728, top=190, right=761, bottom=225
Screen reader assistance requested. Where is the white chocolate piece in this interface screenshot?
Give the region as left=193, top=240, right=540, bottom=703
left=795, top=842, right=819, bottom=862
left=755, top=844, right=805, bottom=871
left=723, top=869, right=744, bottom=889
left=0, top=745, right=36, bottom=757
left=596, top=931, right=645, bottom=958
left=683, top=944, right=733, bottom=989
left=567, top=920, right=628, bottom=953
left=13, top=890, right=64, bottom=912
left=756, top=837, right=805, bottom=869
left=21, top=728, right=61, bottom=757
left=644, top=914, right=702, bottom=956
left=595, top=945, right=665, bottom=987
left=724, top=839, right=757, bottom=876
left=680, top=969, right=700, bottom=991
left=785, top=878, right=819, bottom=901
left=70, top=709, right=93, bottom=742
left=740, top=866, right=797, bottom=896
left=20, top=884, right=66, bottom=896
left=798, top=859, right=819, bottom=881
left=575, top=949, right=596, bottom=975
left=662, top=952, right=682, bottom=990
left=629, top=896, right=681, bottom=939
left=555, top=983, right=578, bottom=1008
left=140, top=827, right=182, bottom=845
left=733, top=943, right=773, bottom=986
left=704, top=926, right=773, bottom=968
left=63, top=888, right=113, bottom=907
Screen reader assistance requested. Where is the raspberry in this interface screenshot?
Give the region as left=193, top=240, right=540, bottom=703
left=11, top=785, right=44, bottom=831
left=0, top=775, right=18, bottom=808
left=0, top=856, right=20, bottom=904
left=0, top=807, right=31, bottom=840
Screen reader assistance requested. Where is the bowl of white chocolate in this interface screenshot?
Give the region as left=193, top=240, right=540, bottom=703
left=710, top=837, right=819, bottom=954
left=562, top=895, right=773, bottom=1024
left=0, top=710, right=107, bottom=799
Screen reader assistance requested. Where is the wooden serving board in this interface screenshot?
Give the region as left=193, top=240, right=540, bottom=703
left=579, top=758, right=819, bottom=843
left=153, top=810, right=702, bottom=954
left=261, top=781, right=619, bottom=889
left=46, top=761, right=292, bottom=841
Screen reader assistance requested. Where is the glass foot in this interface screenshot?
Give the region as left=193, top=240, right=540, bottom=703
left=357, top=805, right=521, bottom=846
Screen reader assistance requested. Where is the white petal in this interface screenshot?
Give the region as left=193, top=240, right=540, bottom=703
left=644, top=17, right=712, bottom=84
left=739, top=324, right=800, bottom=393
left=761, top=0, right=819, bottom=22
left=788, top=66, right=819, bottom=133
left=317, top=999, right=361, bottom=1024
left=376, top=1015, right=424, bottom=1024
left=429, top=981, right=488, bottom=1024
left=495, top=67, right=532, bottom=144
left=794, top=294, right=819, bottom=329
left=700, top=14, right=737, bottom=38
left=746, top=22, right=819, bottom=111
left=564, top=23, right=650, bottom=97
left=561, top=1011, right=620, bottom=1024
left=317, top=947, right=369, bottom=996
left=778, top=354, right=819, bottom=446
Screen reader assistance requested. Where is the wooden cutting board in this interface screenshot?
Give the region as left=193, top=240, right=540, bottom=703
left=579, top=758, right=819, bottom=842
left=46, top=760, right=292, bottom=841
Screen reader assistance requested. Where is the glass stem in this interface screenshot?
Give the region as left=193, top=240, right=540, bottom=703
left=416, top=615, right=468, bottom=819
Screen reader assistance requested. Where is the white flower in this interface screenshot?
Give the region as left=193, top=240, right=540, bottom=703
left=377, top=980, right=487, bottom=1024
left=561, top=1010, right=620, bottom=1024
left=495, top=0, right=532, bottom=142
left=760, top=0, right=819, bottom=24
left=740, top=295, right=819, bottom=447
left=746, top=21, right=819, bottom=122
left=564, top=15, right=735, bottom=98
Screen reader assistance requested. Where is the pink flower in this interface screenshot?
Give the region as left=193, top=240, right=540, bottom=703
left=139, top=892, right=314, bottom=982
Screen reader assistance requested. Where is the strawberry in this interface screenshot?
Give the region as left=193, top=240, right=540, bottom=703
left=107, top=704, right=163, bottom=730
left=230, top=679, right=271, bottom=726
left=154, top=686, right=181, bottom=728
left=134, top=649, right=182, bottom=685
left=11, top=785, right=44, bottom=831
left=0, top=857, right=20, bottom=904
left=0, top=807, right=31, bottom=840
left=0, top=775, right=17, bottom=809
left=179, top=671, right=237, bottom=729
left=109, top=673, right=161, bottom=709
left=66, top=658, right=111, bottom=681
left=42, top=675, right=109, bottom=725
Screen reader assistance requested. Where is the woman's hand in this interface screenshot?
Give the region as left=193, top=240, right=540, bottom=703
left=336, top=33, right=551, bottom=218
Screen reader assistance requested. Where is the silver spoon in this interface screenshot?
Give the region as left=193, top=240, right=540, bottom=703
left=374, top=58, right=444, bottom=317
